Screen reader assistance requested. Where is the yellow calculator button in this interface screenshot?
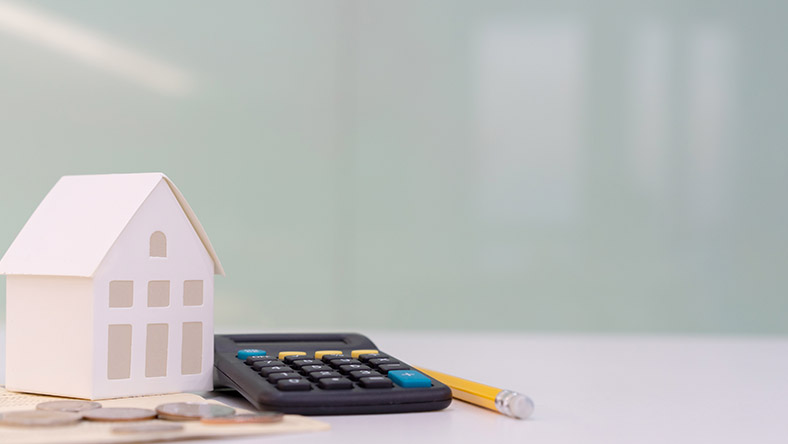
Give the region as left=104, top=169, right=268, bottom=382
left=351, top=349, right=379, bottom=358
left=315, top=350, right=343, bottom=359
left=278, top=351, right=307, bottom=360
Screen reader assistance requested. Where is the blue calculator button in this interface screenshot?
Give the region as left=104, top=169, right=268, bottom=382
left=387, top=370, right=432, bottom=388
left=237, top=349, right=266, bottom=360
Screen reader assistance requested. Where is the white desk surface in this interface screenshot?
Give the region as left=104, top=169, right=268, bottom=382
left=3, top=329, right=788, bottom=443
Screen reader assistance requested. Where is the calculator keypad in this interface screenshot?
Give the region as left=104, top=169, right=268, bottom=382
left=377, top=363, right=411, bottom=373
left=267, top=372, right=302, bottom=382
left=309, top=370, right=342, bottom=380
left=318, top=377, right=354, bottom=390
left=351, top=349, right=379, bottom=358
left=300, top=364, right=332, bottom=373
left=238, top=348, right=432, bottom=391
left=388, top=370, right=432, bottom=388
left=358, top=353, right=388, bottom=362
left=251, top=360, right=285, bottom=371
left=349, top=369, right=382, bottom=380
left=314, top=350, right=343, bottom=360
left=260, top=366, right=291, bottom=376
left=281, top=353, right=308, bottom=363
left=359, top=376, right=394, bottom=388
left=245, top=355, right=276, bottom=365
left=339, top=364, right=370, bottom=373
left=368, top=357, right=398, bottom=366
left=276, top=379, right=311, bottom=391
left=237, top=349, right=267, bottom=360
left=328, top=358, right=360, bottom=366
left=290, top=359, right=322, bottom=368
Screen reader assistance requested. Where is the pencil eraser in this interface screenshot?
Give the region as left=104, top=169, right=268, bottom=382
left=510, top=394, right=535, bottom=419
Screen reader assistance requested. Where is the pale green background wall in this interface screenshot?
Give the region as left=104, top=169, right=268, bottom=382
left=0, top=0, right=786, bottom=333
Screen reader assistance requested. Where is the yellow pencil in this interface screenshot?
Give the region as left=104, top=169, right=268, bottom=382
left=416, top=367, right=535, bottom=419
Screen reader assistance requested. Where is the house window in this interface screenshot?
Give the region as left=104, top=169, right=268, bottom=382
left=150, top=231, right=167, bottom=257
left=181, top=322, right=203, bottom=375
left=145, top=323, right=169, bottom=377
left=183, top=280, right=203, bottom=306
left=148, top=281, right=170, bottom=307
left=109, top=281, right=133, bottom=308
left=107, top=324, right=132, bottom=380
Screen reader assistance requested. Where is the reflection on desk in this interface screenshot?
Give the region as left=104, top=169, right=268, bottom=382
left=3, top=328, right=788, bottom=443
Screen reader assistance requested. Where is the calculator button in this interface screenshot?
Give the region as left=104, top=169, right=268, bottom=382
left=299, top=365, right=332, bottom=373
left=314, top=350, right=343, bottom=359
left=368, top=357, right=400, bottom=366
left=237, top=349, right=266, bottom=360
left=358, top=353, right=388, bottom=362
left=388, top=370, right=432, bottom=388
left=328, top=358, right=361, bottom=366
left=245, top=355, right=277, bottom=365
left=290, top=359, right=322, bottom=368
left=251, top=360, right=286, bottom=371
left=359, top=376, right=393, bottom=388
left=260, top=366, right=291, bottom=376
left=349, top=369, right=382, bottom=380
left=267, top=372, right=303, bottom=382
left=351, top=349, right=379, bottom=358
left=318, top=377, right=354, bottom=390
left=339, top=364, right=371, bottom=373
left=279, top=352, right=308, bottom=361
left=276, top=379, right=312, bottom=391
left=308, top=370, right=342, bottom=380
left=377, top=363, right=411, bottom=373
left=320, top=354, right=348, bottom=363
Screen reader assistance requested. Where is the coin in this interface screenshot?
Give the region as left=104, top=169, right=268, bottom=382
left=200, top=412, right=284, bottom=425
left=0, top=410, right=82, bottom=427
left=155, top=402, right=235, bottom=421
left=36, top=400, right=102, bottom=413
left=82, top=407, right=158, bottom=422
left=112, top=422, right=184, bottom=434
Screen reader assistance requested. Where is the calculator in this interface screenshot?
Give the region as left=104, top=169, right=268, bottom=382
left=213, top=333, right=452, bottom=415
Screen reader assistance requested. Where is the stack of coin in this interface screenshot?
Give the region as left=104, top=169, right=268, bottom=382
left=155, top=402, right=236, bottom=421
left=0, top=410, right=82, bottom=427
left=82, top=408, right=158, bottom=422
left=111, top=422, right=185, bottom=434
left=200, top=412, right=284, bottom=425
left=0, top=399, right=282, bottom=431
left=36, top=400, right=102, bottom=413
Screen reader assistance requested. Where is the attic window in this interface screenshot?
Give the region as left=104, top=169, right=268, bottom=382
left=150, top=231, right=167, bottom=257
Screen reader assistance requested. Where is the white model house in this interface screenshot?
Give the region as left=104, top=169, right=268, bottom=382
left=0, top=173, right=224, bottom=400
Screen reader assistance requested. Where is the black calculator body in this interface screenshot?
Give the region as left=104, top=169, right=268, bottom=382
left=213, top=333, right=452, bottom=415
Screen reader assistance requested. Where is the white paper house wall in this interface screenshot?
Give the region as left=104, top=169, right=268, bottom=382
left=0, top=173, right=224, bottom=400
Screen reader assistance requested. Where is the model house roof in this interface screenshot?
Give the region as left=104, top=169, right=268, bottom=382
left=0, top=173, right=224, bottom=277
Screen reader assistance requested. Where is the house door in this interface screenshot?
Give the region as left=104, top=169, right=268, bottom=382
left=146, top=324, right=168, bottom=377
left=181, top=322, right=203, bottom=375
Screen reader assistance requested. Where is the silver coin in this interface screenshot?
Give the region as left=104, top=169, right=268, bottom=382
left=112, top=422, right=184, bottom=434
left=200, top=412, right=284, bottom=424
left=82, top=407, right=158, bottom=422
left=155, top=402, right=235, bottom=421
left=36, top=400, right=102, bottom=413
left=0, top=410, right=82, bottom=427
